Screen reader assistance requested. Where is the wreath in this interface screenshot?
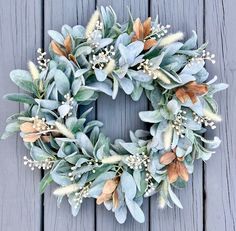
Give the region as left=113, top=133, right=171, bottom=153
left=1, top=6, right=228, bottom=224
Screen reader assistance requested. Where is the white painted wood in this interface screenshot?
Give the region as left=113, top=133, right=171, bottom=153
left=150, top=1, right=204, bottom=230
left=0, top=0, right=42, bottom=230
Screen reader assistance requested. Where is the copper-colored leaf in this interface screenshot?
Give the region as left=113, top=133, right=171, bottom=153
left=176, top=81, right=208, bottom=104
left=160, top=152, right=176, bottom=165
left=23, top=133, right=40, bottom=143
left=64, top=35, right=72, bottom=54
left=186, top=81, right=208, bottom=95
left=103, top=179, right=118, bottom=194
left=187, top=91, right=198, bottom=104
left=51, top=41, right=67, bottom=56
left=143, top=17, right=151, bottom=38
left=112, top=190, right=119, bottom=208
left=131, top=35, right=138, bottom=42
left=20, top=122, right=36, bottom=133
left=167, top=163, right=178, bottom=183
left=175, top=88, right=188, bottom=103
left=177, top=162, right=189, bottom=182
left=96, top=193, right=112, bottom=205
left=68, top=54, right=78, bottom=65
left=41, top=135, right=51, bottom=143
left=144, top=38, right=157, bottom=50
left=133, top=18, right=144, bottom=40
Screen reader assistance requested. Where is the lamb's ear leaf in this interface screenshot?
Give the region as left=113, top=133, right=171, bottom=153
left=133, top=170, right=141, bottom=191
left=74, top=87, right=95, bottom=102
left=94, top=68, right=107, bottom=82
left=75, top=132, right=94, bottom=155
left=181, top=30, right=197, bottom=50
left=119, top=142, right=141, bottom=155
left=1, top=121, right=20, bottom=140
left=87, top=82, right=112, bottom=96
left=30, top=146, right=52, bottom=161
left=115, top=205, right=127, bottom=224
left=54, top=70, right=70, bottom=95
left=4, top=93, right=36, bottom=105
left=35, top=99, right=60, bottom=110
left=48, top=30, right=65, bottom=45
left=121, top=171, right=136, bottom=200
left=10, top=70, right=37, bottom=94
left=118, top=77, right=134, bottom=95
left=125, top=198, right=145, bottom=223
left=39, top=172, right=53, bottom=194
left=139, top=110, right=163, bottom=123
left=51, top=160, right=71, bottom=186
left=168, top=184, right=183, bottom=209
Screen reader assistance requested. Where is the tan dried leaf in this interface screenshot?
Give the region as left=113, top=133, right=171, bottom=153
left=51, top=41, right=67, bottom=56
left=112, top=190, right=119, bottom=208
left=23, top=133, right=40, bottom=143
left=160, top=152, right=176, bottom=165
left=144, top=38, right=157, bottom=50
left=96, top=193, right=112, bottom=205
left=68, top=54, right=78, bottom=65
left=175, top=88, right=188, bottom=103
left=187, top=81, right=208, bottom=95
left=143, top=17, right=151, bottom=38
left=133, top=18, right=144, bottom=40
left=103, top=179, right=118, bottom=194
left=176, top=81, right=208, bottom=104
left=64, top=35, right=72, bottom=54
left=177, top=162, right=189, bottom=182
left=167, top=163, right=178, bottom=183
left=20, top=122, right=36, bottom=133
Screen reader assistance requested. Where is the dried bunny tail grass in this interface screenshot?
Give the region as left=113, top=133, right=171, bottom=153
left=153, top=70, right=171, bottom=84
left=158, top=195, right=167, bottom=209
left=28, top=61, right=39, bottom=80
left=104, top=59, right=116, bottom=74
left=102, top=155, right=123, bottom=164
left=159, top=32, right=184, bottom=47
left=85, top=10, right=100, bottom=38
left=53, top=184, right=80, bottom=196
left=163, top=123, right=173, bottom=150
left=55, top=122, right=75, bottom=139
left=203, top=109, right=222, bottom=122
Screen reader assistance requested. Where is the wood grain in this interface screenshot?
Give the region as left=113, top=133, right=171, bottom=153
left=0, top=0, right=42, bottom=231
left=0, top=0, right=235, bottom=230
left=204, top=0, right=236, bottom=230
left=43, top=1, right=96, bottom=231
left=95, top=0, right=150, bottom=230
left=150, top=1, right=204, bottom=230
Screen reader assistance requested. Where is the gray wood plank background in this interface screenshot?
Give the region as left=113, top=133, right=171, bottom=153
left=0, top=0, right=235, bottom=230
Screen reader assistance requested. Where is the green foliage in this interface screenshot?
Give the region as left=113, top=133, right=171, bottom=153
left=1, top=6, right=228, bottom=224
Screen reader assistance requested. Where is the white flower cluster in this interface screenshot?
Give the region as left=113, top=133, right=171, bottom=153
left=37, top=48, right=50, bottom=70
left=23, top=156, right=54, bottom=171
left=62, top=93, right=74, bottom=117
left=69, top=159, right=100, bottom=182
left=126, top=152, right=150, bottom=170
left=151, top=24, right=171, bottom=38
left=172, top=110, right=187, bottom=138
left=144, top=172, right=155, bottom=196
left=193, top=112, right=216, bottom=129
left=90, top=46, right=115, bottom=70
left=74, top=183, right=91, bottom=207
left=189, top=50, right=216, bottom=66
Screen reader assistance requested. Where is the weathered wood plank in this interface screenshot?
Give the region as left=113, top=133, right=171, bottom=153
left=0, top=0, right=42, bottom=231
left=95, top=0, right=150, bottom=230
left=43, top=1, right=96, bottom=231
left=204, top=0, right=236, bottom=230
left=150, top=1, right=204, bottom=230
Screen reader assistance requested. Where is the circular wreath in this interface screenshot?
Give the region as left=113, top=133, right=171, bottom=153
left=1, top=6, right=228, bottom=224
